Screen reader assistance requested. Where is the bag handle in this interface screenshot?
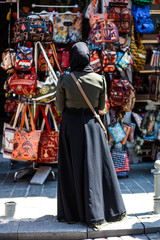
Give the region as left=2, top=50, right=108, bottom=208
left=70, top=72, right=108, bottom=142
left=90, top=0, right=108, bottom=16
left=50, top=103, right=61, bottom=125
left=19, top=104, right=35, bottom=131
left=49, top=43, right=63, bottom=74
left=34, top=41, right=58, bottom=86
left=34, top=104, right=51, bottom=132
left=41, top=104, right=59, bottom=131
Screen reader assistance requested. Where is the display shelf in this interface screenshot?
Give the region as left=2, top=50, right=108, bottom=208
left=142, top=40, right=158, bottom=44
left=139, top=70, right=160, bottom=73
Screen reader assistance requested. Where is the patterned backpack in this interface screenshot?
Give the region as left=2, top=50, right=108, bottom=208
left=89, top=0, right=119, bottom=45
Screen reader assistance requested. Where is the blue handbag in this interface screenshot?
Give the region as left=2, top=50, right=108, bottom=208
left=132, top=4, right=154, bottom=34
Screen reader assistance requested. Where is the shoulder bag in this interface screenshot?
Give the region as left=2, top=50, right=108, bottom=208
left=34, top=104, right=59, bottom=163
left=11, top=104, right=41, bottom=162
left=70, top=72, right=108, bottom=142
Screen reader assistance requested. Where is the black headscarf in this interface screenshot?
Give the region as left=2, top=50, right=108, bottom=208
left=69, top=42, right=94, bottom=73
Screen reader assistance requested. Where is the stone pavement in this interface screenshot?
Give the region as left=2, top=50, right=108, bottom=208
left=0, top=155, right=160, bottom=240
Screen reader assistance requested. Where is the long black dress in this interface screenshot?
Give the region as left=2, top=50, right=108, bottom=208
left=56, top=42, right=126, bottom=228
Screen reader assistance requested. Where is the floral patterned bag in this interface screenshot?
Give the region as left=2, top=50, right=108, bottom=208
left=53, top=12, right=82, bottom=44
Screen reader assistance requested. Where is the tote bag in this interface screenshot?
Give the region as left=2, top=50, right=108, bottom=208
left=12, top=104, right=41, bottom=162
left=35, top=104, right=59, bottom=163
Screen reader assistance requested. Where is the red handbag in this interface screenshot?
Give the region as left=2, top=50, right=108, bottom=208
left=101, top=50, right=117, bottom=72
left=12, top=104, right=41, bottom=162
left=34, top=104, right=59, bottom=163
left=108, top=6, right=131, bottom=34
left=90, top=50, right=102, bottom=72
left=9, top=66, right=37, bottom=97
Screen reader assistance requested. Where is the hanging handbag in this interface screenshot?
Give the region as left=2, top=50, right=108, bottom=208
left=108, top=122, right=126, bottom=143
left=111, top=148, right=130, bottom=172
left=89, top=0, right=119, bottom=45
left=108, top=6, right=131, bottom=34
left=130, top=16, right=147, bottom=72
left=53, top=11, right=82, bottom=44
left=38, top=45, right=54, bottom=72
left=12, top=104, right=41, bottom=162
left=9, top=66, right=37, bottom=97
left=32, top=71, right=56, bottom=103
left=90, top=50, right=103, bottom=72
left=15, top=46, right=33, bottom=71
left=108, top=77, right=135, bottom=109
left=115, top=48, right=133, bottom=72
left=34, top=104, right=59, bottom=163
left=3, top=103, right=29, bottom=159
left=101, top=50, right=117, bottom=72
left=70, top=72, right=108, bottom=142
left=4, top=98, right=19, bottom=113
left=132, top=5, right=154, bottom=34
left=13, top=15, right=53, bottom=43
left=1, top=48, right=16, bottom=74
left=121, top=123, right=131, bottom=144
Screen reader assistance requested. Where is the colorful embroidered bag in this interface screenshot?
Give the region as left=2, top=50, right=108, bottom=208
left=90, top=50, right=102, bottom=72
left=38, top=45, right=54, bottom=72
left=13, top=16, right=53, bottom=43
left=9, top=66, right=37, bottom=97
left=108, top=122, right=126, bottom=144
left=108, top=6, right=131, bottom=34
left=130, top=16, right=147, bottom=72
left=1, top=48, right=16, bottom=74
left=15, top=46, right=33, bottom=71
left=101, top=50, right=117, bottom=72
left=53, top=12, right=82, bottom=44
left=34, top=104, right=59, bottom=163
left=89, top=0, right=119, bottom=45
left=12, top=104, right=41, bottom=162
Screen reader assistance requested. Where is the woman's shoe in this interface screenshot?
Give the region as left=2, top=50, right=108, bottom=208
left=108, top=212, right=127, bottom=223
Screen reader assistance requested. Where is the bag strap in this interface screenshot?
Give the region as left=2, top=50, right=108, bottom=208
left=34, top=41, right=58, bottom=86
left=41, top=104, right=59, bottom=131
left=34, top=104, right=51, bottom=132
left=19, top=104, right=35, bottom=131
left=70, top=72, right=108, bottom=142
left=49, top=43, right=63, bottom=75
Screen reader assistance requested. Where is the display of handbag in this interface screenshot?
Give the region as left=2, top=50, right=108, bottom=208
left=38, top=45, right=54, bottom=72
left=108, top=6, right=131, bottom=34
left=1, top=48, right=16, bottom=74
left=115, top=48, right=133, bottom=72
left=111, top=148, right=130, bottom=173
left=34, top=104, right=59, bottom=163
left=130, top=16, right=147, bottom=72
left=4, top=98, right=19, bottom=113
left=2, top=102, right=29, bottom=159
left=15, top=46, right=33, bottom=71
left=32, top=71, right=56, bottom=103
left=90, top=50, right=102, bottom=72
left=12, top=104, right=41, bottom=162
left=131, top=5, right=154, bottom=34
left=9, top=66, right=37, bottom=97
left=12, top=15, right=53, bottom=43
left=121, top=123, right=131, bottom=144
left=89, top=0, right=119, bottom=45
left=108, top=122, right=126, bottom=143
left=101, top=50, right=117, bottom=72
left=108, top=77, right=135, bottom=109
left=53, top=11, right=82, bottom=44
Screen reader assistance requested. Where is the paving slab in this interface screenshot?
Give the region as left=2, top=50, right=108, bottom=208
left=138, top=216, right=160, bottom=234
left=0, top=220, right=19, bottom=240
left=18, top=220, right=87, bottom=240
left=88, top=217, right=144, bottom=239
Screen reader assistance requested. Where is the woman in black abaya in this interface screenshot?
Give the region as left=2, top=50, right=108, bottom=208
left=56, top=42, right=126, bottom=230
